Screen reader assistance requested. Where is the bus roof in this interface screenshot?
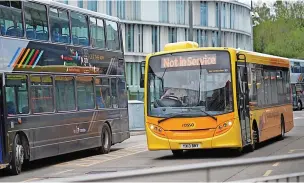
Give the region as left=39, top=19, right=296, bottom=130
left=237, top=49, right=289, bottom=60
left=150, top=42, right=290, bottom=68
left=289, top=58, right=304, bottom=62
left=28, top=0, right=120, bottom=22
left=161, top=41, right=289, bottom=61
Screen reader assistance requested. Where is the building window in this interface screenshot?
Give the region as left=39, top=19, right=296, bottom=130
left=59, top=0, right=68, bottom=4
left=137, top=25, right=143, bottom=52
left=212, top=31, right=218, bottom=47
left=233, top=5, right=235, bottom=29
left=152, top=26, right=159, bottom=52
left=196, top=29, right=207, bottom=47
left=125, top=24, right=134, bottom=52
left=106, top=0, right=112, bottom=15
left=229, top=5, right=232, bottom=29
left=78, top=0, right=83, bottom=8
left=168, top=27, right=177, bottom=43
left=216, top=3, right=219, bottom=27
left=200, top=1, right=208, bottom=26
left=159, top=0, right=168, bottom=23
left=185, top=28, right=188, bottom=41
left=222, top=3, right=226, bottom=28
left=116, top=0, right=125, bottom=19
left=176, top=0, right=185, bottom=24
left=88, top=0, right=97, bottom=12
left=133, top=1, right=141, bottom=20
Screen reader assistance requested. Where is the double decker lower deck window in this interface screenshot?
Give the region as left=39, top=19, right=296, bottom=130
left=95, top=77, right=111, bottom=108
left=76, top=76, right=94, bottom=110
left=30, top=75, right=54, bottom=113
left=55, top=76, right=76, bottom=111
left=5, top=74, right=29, bottom=115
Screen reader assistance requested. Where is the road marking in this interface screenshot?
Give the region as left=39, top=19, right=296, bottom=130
left=51, top=169, right=74, bottom=175
left=263, top=170, right=272, bottom=176
left=21, top=178, right=41, bottom=182
left=54, top=144, right=147, bottom=167
left=272, top=162, right=279, bottom=167
left=288, top=149, right=304, bottom=153
left=289, top=150, right=295, bottom=153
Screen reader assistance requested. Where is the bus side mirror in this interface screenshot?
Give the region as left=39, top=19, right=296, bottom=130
left=140, top=61, right=145, bottom=88
left=237, top=53, right=246, bottom=61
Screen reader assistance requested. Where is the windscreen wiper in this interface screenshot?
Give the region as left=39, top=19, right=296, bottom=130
left=195, top=108, right=217, bottom=121
left=158, top=113, right=192, bottom=123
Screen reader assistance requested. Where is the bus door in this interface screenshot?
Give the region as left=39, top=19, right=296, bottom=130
left=236, top=55, right=252, bottom=147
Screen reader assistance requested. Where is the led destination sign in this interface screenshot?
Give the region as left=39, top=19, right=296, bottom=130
left=161, top=54, right=217, bottom=68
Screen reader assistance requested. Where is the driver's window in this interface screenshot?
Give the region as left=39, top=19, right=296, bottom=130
left=149, top=75, right=155, bottom=104
left=154, top=78, right=163, bottom=99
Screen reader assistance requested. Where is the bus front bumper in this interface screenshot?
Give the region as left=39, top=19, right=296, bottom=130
left=146, top=121, right=242, bottom=150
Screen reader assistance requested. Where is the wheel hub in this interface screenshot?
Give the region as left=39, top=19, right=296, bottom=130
left=103, top=131, right=109, bottom=149
left=16, top=144, right=24, bottom=165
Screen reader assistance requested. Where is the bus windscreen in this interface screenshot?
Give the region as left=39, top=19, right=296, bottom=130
left=147, top=50, right=233, bottom=118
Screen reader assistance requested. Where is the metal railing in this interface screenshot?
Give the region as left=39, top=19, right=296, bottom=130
left=42, top=152, right=304, bottom=182
left=240, top=172, right=304, bottom=182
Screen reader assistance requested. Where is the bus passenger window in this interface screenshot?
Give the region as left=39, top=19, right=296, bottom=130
left=118, top=78, right=127, bottom=108
left=111, top=78, right=118, bottom=108
left=55, top=76, right=76, bottom=111
left=30, top=75, right=54, bottom=113
left=0, top=1, right=24, bottom=37
left=95, top=78, right=111, bottom=109
left=71, top=12, right=89, bottom=46
left=5, top=74, right=29, bottom=115
left=49, top=8, right=70, bottom=43
left=76, top=77, right=94, bottom=110
left=24, top=2, right=48, bottom=41
left=105, top=20, right=120, bottom=50
left=90, top=17, right=105, bottom=48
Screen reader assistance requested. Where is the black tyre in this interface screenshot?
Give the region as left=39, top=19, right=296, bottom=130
left=249, top=125, right=259, bottom=152
left=99, top=123, right=112, bottom=154
left=297, top=101, right=302, bottom=111
left=232, top=147, right=243, bottom=156
left=8, top=134, right=24, bottom=175
left=172, top=150, right=183, bottom=157
left=279, top=117, right=285, bottom=140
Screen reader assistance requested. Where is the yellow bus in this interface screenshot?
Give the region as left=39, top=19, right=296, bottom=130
left=140, top=41, right=294, bottom=156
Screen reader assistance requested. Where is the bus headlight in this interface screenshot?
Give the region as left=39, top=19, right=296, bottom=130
left=214, top=121, right=233, bottom=136
left=149, top=123, right=166, bottom=137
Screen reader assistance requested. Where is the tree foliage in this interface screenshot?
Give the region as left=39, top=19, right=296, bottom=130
left=253, top=0, right=304, bottom=58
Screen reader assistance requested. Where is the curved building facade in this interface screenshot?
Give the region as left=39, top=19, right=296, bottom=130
left=60, top=0, right=253, bottom=100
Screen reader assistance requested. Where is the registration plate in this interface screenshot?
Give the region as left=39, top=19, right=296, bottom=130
left=180, top=143, right=201, bottom=149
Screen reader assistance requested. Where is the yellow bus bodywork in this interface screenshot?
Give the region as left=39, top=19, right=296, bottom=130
left=144, top=43, right=294, bottom=151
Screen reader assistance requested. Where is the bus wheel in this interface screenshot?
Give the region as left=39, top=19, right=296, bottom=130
left=298, top=101, right=302, bottom=111
left=99, top=123, right=112, bottom=154
left=172, top=150, right=183, bottom=157
left=249, top=125, right=259, bottom=152
left=279, top=117, right=285, bottom=140
left=9, top=134, right=24, bottom=175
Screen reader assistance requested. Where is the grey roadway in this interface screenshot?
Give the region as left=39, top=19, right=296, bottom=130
left=1, top=111, right=304, bottom=182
